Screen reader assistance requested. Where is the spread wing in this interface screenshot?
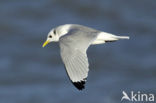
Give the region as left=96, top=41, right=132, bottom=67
left=59, top=29, right=97, bottom=90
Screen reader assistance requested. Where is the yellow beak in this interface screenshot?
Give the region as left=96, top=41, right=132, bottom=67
left=42, top=40, right=50, bottom=47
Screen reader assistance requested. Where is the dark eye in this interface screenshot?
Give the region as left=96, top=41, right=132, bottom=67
left=49, top=35, right=52, bottom=38
left=53, top=30, right=56, bottom=34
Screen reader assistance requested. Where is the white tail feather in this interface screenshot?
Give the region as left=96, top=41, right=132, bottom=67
left=92, top=32, right=129, bottom=45
left=97, top=32, right=130, bottom=41
left=116, top=36, right=130, bottom=39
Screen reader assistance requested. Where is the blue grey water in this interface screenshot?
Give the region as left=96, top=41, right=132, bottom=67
left=0, top=0, right=156, bottom=103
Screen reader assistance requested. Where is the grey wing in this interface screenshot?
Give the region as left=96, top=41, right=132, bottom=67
left=59, top=30, right=97, bottom=90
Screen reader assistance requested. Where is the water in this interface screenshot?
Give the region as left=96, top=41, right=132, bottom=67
left=0, top=0, right=156, bottom=103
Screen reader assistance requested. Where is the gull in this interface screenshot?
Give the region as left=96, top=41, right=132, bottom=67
left=42, top=24, right=129, bottom=90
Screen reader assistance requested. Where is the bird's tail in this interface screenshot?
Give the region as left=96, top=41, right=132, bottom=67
left=115, top=36, right=130, bottom=40
left=92, top=32, right=130, bottom=44
left=99, top=32, right=130, bottom=42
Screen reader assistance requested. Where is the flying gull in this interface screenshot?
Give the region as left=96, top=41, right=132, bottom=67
left=42, top=24, right=129, bottom=90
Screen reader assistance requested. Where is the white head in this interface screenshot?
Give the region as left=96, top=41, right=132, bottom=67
left=42, top=24, right=71, bottom=47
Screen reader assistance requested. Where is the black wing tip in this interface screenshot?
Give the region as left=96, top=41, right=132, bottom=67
left=72, top=78, right=86, bottom=90
left=73, top=81, right=85, bottom=90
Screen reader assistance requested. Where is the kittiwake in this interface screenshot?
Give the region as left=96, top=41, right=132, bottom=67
left=42, top=24, right=129, bottom=90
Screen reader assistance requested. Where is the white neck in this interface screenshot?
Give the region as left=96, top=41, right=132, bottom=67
left=58, top=24, right=72, bottom=38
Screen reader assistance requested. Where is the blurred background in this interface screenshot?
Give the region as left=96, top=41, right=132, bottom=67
left=0, top=0, right=156, bottom=103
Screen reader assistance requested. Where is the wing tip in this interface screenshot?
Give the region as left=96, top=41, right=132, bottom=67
left=72, top=78, right=86, bottom=90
